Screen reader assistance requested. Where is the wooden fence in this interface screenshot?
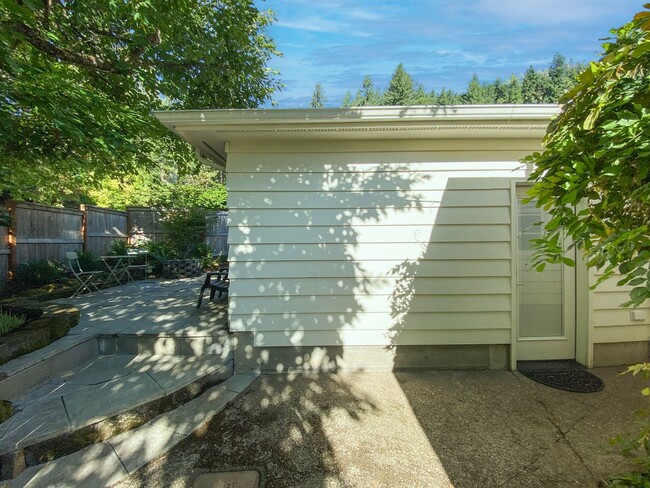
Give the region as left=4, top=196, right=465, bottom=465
left=127, top=207, right=164, bottom=245
left=205, top=211, right=228, bottom=257
left=9, top=202, right=84, bottom=271
left=0, top=220, right=8, bottom=287
left=0, top=203, right=228, bottom=285
left=82, top=205, right=127, bottom=256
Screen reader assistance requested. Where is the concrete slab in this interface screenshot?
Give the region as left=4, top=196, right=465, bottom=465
left=148, top=384, right=238, bottom=436
left=108, top=423, right=185, bottom=474
left=13, top=441, right=127, bottom=488
left=0, top=397, right=70, bottom=454
left=223, top=373, right=259, bottom=393
left=143, top=356, right=229, bottom=394
left=63, top=372, right=164, bottom=429
left=111, top=370, right=650, bottom=488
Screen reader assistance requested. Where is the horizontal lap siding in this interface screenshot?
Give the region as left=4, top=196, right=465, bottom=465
left=227, top=146, right=531, bottom=347
left=592, top=271, right=650, bottom=343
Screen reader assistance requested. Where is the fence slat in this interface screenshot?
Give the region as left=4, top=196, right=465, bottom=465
left=0, top=203, right=229, bottom=288
left=205, top=211, right=228, bottom=257
left=9, top=202, right=84, bottom=271
left=82, top=205, right=127, bottom=256
left=127, top=207, right=164, bottom=245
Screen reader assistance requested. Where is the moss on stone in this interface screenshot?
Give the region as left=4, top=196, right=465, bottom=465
left=0, top=399, right=13, bottom=424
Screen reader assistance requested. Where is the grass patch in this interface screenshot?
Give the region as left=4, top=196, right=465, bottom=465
left=0, top=310, right=26, bottom=336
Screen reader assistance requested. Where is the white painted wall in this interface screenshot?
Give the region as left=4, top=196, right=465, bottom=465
left=591, top=269, right=650, bottom=344
left=226, top=139, right=539, bottom=349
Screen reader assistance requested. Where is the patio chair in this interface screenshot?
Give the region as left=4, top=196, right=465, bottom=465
left=197, top=267, right=229, bottom=308
left=126, top=248, right=149, bottom=281
left=66, top=251, right=103, bottom=297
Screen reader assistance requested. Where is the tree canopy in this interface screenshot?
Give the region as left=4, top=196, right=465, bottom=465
left=0, top=0, right=280, bottom=203
left=525, top=6, right=650, bottom=306
left=309, top=82, right=327, bottom=108
left=340, top=55, right=583, bottom=108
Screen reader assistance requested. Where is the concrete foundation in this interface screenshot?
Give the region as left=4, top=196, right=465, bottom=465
left=593, top=341, right=650, bottom=367
left=232, top=334, right=510, bottom=373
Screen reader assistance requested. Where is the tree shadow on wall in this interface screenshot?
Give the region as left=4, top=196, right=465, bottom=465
left=227, top=160, right=431, bottom=372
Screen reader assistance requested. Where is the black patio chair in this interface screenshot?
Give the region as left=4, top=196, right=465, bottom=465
left=197, top=267, right=229, bottom=308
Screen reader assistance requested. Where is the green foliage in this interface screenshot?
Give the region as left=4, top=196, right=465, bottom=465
left=526, top=7, right=650, bottom=307
left=341, top=90, right=353, bottom=108
left=108, top=240, right=129, bottom=256
left=13, top=259, right=64, bottom=289
left=162, top=208, right=207, bottom=258
left=341, top=55, right=582, bottom=108
left=194, top=243, right=214, bottom=269
left=0, top=0, right=280, bottom=203
left=310, top=82, right=327, bottom=108
left=144, top=240, right=175, bottom=275
left=609, top=363, right=650, bottom=486
left=0, top=311, right=25, bottom=336
left=463, top=74, right=492, bottom=104
left=87, top=164, right=227, bottom=211
left=76, top=251, right=103, bottom=271
left=352, top=75, right=382, bottom=106
left=383, top=63, right=415, bottom=105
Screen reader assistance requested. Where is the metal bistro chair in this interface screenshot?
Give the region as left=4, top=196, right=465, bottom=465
left=66, top=252, right=104, bottom=297
left=126, top=248, right=149, bottom=282
left=197, top=267, right=229, bottom=308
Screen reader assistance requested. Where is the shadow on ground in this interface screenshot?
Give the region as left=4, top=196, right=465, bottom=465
left=113, top=367, right=649, bottom=488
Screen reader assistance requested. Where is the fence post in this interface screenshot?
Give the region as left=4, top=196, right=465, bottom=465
left=80, top=204, right=88, bottom=253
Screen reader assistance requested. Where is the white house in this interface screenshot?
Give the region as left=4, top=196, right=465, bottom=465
left=155, top=105, right=650, bottom=372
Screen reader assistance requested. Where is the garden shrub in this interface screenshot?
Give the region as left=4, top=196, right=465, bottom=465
left=609, top=363, right=650, bottom=486
left=76, top=251, right=103, bottom=271
left=108, top=239, right=129, bottom=256
left=162, top=208, right=207, bottom=258
left=13, top=259, right=64, bottom=289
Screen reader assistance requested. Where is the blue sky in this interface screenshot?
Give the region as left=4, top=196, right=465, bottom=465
left=258, top=0, right=642, bottom=108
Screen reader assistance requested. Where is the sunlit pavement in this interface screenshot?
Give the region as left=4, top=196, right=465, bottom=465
left=113, top=366, right=647, bottom=488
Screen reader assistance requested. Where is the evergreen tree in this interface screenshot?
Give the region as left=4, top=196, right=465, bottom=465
left=352, top=75, right=381, bottom=106
left=383, top=63, right=415, bottom=105
left=506, top=75, right=523, bottom=103
left=438, top=88, right=462, bottom=105
left=310, top=82, right=327, bottom=108
left=413, top=83, right=432, bottom=105
left=341, top=91, right=353, bottom=108
left=548, top=53, right=576, bottom=101
left=522, top=67, right=552, bottom=103
left=463, top=74, right=491, bottom=104
left=492, top=77, right=508, bottom=104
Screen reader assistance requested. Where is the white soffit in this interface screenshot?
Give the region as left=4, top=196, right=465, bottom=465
left=154, top=105, right=559, bottom=167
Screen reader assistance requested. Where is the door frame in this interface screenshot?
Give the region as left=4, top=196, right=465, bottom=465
left=509, top=180, right=592, bottom=370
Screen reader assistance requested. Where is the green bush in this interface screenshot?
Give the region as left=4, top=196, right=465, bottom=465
left=76, top=251, right=103, bottom=271
left=162, top=208, right=206, bottom=258
left=108, top=239, right=129, bottom=256
left=194, top=243, right=214, bottom=269
left=144, top=240, right=176, bottom=276
left=0, top=310, right=26, bottom=336
left=609, top=363, right=650, bottom=486
left=13, top=259, right=64, bottom=289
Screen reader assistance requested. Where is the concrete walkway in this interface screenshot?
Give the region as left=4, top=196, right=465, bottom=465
left=0, top=277, right=236, bottom=484
left=112, top=367, right=649, bottom=488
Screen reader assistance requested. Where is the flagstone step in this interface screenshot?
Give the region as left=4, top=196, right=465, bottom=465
left=8, top=373, right=259, bottom=488
left=0, top=353, right=233, bottom=480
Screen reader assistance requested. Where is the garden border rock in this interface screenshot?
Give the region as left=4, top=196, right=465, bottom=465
left=0, top=298, right=80, bottom=367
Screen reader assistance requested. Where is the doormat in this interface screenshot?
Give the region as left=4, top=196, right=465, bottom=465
left=519, top=369, right=604, bottom=393
left=193, top=470, right=260, bottom=488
